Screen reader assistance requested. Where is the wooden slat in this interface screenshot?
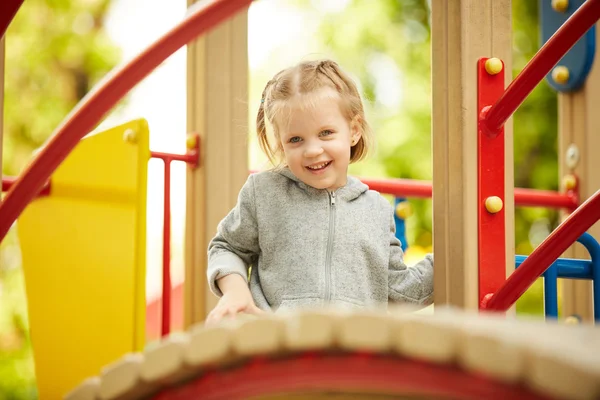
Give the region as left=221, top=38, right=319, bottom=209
left=185, top=3, right=249, bottom=327
left=432, top=0, right=512, bottom=309
left=559, top=22, right=600, bottom=323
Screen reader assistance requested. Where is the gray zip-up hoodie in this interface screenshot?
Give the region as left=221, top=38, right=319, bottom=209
left=207, top=168, right=434, bottom=312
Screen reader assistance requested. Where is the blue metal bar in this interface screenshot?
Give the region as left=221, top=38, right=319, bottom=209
left=577, top=233, right=600, bottom=322
left=515, top=255, right=592, bottom=279
left=543, top=263, right=558, bottom=319
left=515, top=232, right=599, bottom=322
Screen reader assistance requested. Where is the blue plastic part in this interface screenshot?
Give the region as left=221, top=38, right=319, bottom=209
left=515, top=232, right=600, bottom=322
left=540, top=0, right=596, bottom=92
left=393, top=197, right=408, bottom=252
left=578, top=233, right=600, bottom=322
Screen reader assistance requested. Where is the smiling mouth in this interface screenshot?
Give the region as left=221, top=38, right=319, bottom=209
left=306, top=161, right=332, bottom=171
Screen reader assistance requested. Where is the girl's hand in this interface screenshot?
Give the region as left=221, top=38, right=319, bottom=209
left=205, top=274, right=264, bottom=326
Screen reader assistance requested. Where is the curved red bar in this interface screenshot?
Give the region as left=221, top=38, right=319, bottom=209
left=360, top=177, right=432, bottom=198
left=0, top=0, right=253, bottom=242
left=481, top=0, right=600, bottom=135
left=485, top=189, right=600, bottom=311
left=0, top=0, right=23, bottom=39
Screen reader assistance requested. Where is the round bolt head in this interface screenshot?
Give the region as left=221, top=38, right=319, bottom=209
left=485, top=58, right=503, bottom=75
left=563, top=174, right=577, bottom=191
left=485, top=196, right=503, bottom=214
left=551, top=65, right=569, bottom=84
left=552, top=0, right=569, bottom=13
left=565, top=144, right=579, bottom=169
left=123, top=129, right=137, bottom=143
left=186, top=134, right=197, bottom=150
left=395, top=202, right=413, bottom=220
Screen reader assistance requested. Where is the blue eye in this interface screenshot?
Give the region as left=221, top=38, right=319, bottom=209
left=289, top=136, right=302, bottom=143
left=320, top=129, right=334, bottom=136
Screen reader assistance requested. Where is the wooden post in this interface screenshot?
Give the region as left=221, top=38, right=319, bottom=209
left=558, top=23, right=600, bottom=323
left=184, top=5, right=249, bottom=327
left=431, top=0, right=514, bottom=310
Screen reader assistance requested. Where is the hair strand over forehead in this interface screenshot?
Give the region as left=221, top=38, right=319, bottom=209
left=256, top=59, right=372, bottom=167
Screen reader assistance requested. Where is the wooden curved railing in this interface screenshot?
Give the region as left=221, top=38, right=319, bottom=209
left=0, top=0, right=253, bottom=242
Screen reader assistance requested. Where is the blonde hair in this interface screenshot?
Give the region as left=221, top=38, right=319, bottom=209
left=256, top=59, right=373, bottom=166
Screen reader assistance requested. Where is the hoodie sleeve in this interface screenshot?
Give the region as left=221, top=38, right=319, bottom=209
left=387, top=211, right=434, bottom=305
left=207, top=174, right=260, bottom=297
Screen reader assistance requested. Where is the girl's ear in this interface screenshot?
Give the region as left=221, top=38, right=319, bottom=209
left=350, top=115, right=363, bottom=146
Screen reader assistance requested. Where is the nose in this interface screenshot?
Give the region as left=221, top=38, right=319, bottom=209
left=303, top=140, right=324, bottom=158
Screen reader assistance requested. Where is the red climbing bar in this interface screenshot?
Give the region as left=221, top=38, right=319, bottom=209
left=485, top=189, right=600, bottom=311
left=0, top=0, right=252, bottom=242
left=513, top=187, right=577, bottom=210
left=2, top=176, right=50, bottom=196
left=481, top=0, right=600, bottom=135
left=360, top=178, right=432, bottom=198
left=161, top=158, right=171, bottom=337
left=0, top=0, right=23, bottom=39
left=357, top=177, right=577, bottom=209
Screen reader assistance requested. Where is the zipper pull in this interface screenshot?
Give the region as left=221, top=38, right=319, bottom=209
left=330, top=191, right=336, bottom=205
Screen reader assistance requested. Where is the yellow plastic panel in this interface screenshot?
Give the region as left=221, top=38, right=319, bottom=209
left=16, top=119, right=149, bottom=400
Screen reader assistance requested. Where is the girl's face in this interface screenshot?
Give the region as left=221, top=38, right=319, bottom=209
left=278, top=89, right=361, bottom=191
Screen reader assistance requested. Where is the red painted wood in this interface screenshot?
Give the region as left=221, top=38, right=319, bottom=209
left=151, top=353, right=551, bottom=400
left=477, top=58, right=506, bottom=307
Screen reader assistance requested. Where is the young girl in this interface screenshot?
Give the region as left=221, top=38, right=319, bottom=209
left=205, top=59, right=433, bottom=325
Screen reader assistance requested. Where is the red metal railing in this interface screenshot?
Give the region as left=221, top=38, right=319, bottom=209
left=0, top=0, right=23, bottom=39
left=0, top=0, right=253, bottom=243
left=150, top=135, right=199, bottom=337
left=1, top=175, right=578, bottom=209
left=481, top=0, right=600, bottom=136
left=485, top=189, right=600, bottom=311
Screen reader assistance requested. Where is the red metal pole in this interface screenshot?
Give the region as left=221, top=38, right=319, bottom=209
left=0, top=0, right=23, bottom=39
left=2, top=177, right=51, bottom=196
left=358, top=178, right=433, bottom=198
left=161, top=158, right=171, bottom=337
left=513, top=187, right=577, bottom=210
left=0, top=0, right=252, bottom=243
left=481, top=0, right=600, bottom=136
left=485, top=189, right=600, bottom=311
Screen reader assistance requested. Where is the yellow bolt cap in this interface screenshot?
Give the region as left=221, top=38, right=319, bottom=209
left=485, top=58, right=503, bottom=75
left=563, top=174, right=577, bottom=190
left=485, top=196, right=503, bottom=214
left=552, top=66, right=569, bottom=84
left=123, top=129, right=137, bottom=144
left=564, top=315, right=580, bottom=325
left=552, top=0, right=569, bottom=13
left=186, top=134, right=198, bottom=150
left=395, top=202, right=413, bottom=220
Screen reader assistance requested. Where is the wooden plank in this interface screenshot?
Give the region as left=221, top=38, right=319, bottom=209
left=185, top=3, right=249, bottom=327
left=558, top=22, right=600, bottom=323
left=432, top=0, right=512, bottom=310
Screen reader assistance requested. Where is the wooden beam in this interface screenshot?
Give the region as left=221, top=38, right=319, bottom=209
left=558, top=23, right=600, bottom=323
left=431, top=0, right=513, bottom=310
left=185, top=3, right=249, bottom=327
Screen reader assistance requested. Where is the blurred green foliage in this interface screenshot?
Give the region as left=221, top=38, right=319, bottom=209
left=1, top=0, right=119, bottom=398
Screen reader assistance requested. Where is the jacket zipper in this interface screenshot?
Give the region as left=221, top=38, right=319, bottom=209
left=325, top=191, right=336, bottom=302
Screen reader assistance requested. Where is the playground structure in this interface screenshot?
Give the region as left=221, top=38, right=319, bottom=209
left=1, top=0, right=600, bottom=399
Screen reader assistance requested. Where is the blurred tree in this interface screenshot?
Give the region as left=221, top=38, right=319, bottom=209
left=3, top=0, right=120, bottom=176
left=286, top=0, right=560, bottom=314
left=1, top=0, right=119, bottom=397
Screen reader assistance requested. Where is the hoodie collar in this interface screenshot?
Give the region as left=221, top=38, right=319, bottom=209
left=276, top=167, right=368, bottom=201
